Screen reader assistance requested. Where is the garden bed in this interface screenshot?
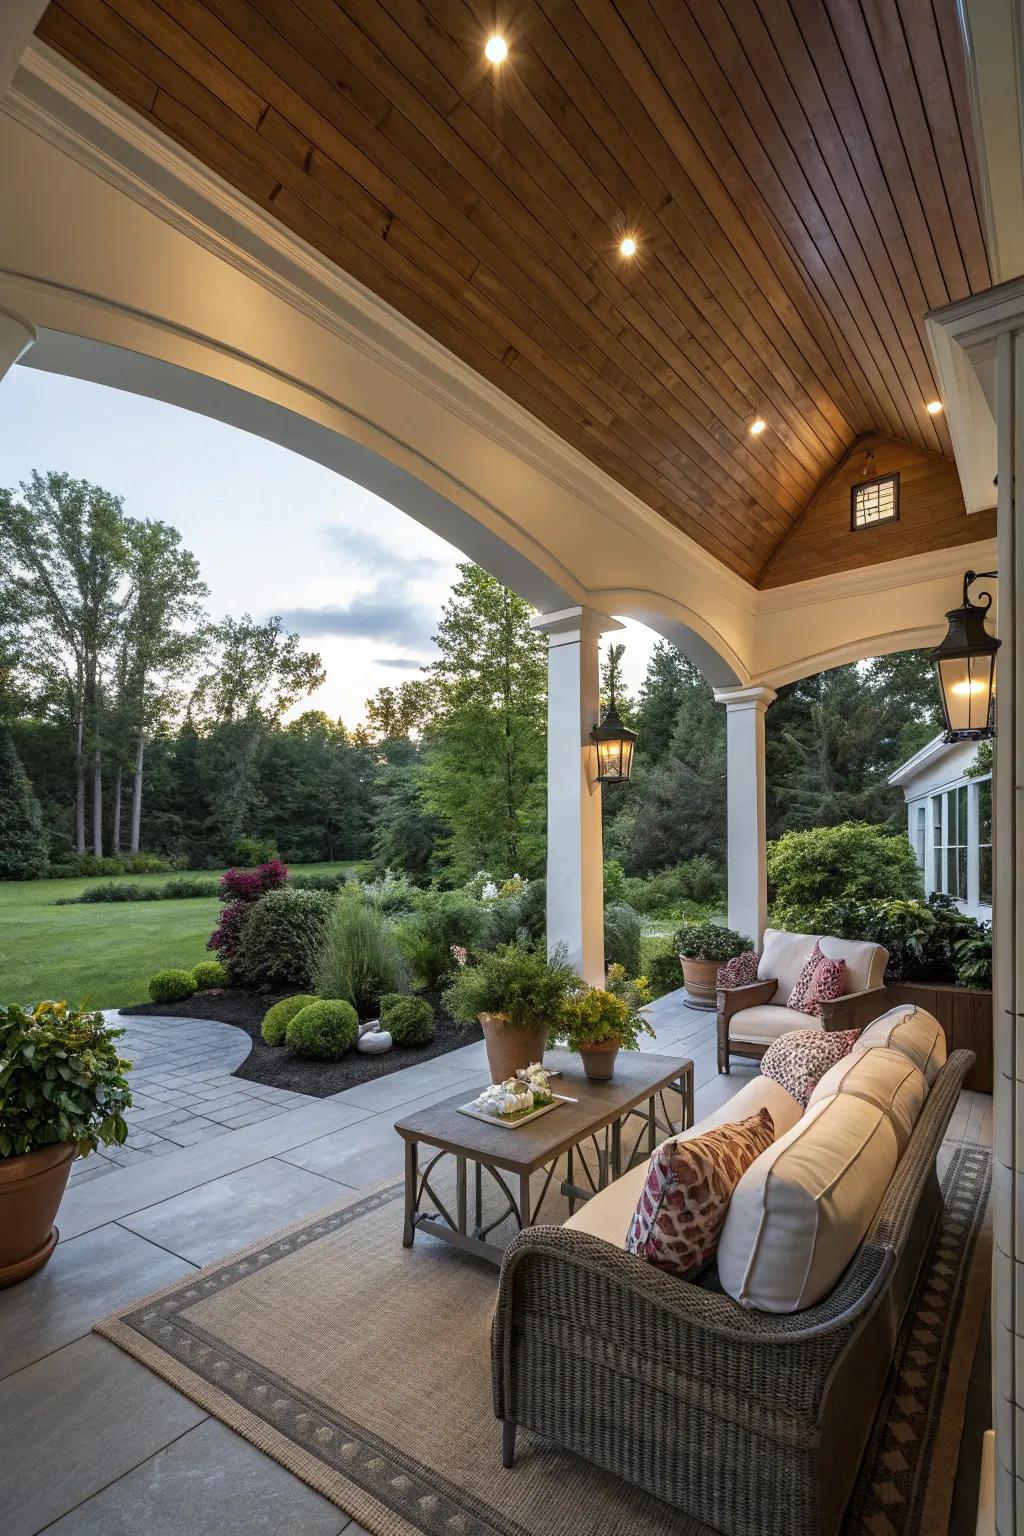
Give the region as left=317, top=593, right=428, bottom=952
left=118, top=989, right=484, bottom=1097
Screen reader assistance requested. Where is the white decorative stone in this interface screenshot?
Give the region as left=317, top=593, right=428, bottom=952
left=358, top=1018, right=380, bottom=1037
left=357, top=1029, right=393, bottom=1054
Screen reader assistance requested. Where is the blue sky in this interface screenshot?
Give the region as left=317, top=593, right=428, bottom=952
left=0, top=367, right=655, bottom=722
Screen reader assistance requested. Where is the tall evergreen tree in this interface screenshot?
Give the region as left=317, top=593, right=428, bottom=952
left=632, top=641, right=695, bottom=765
left=621, top=670, right=727, bottom=872
left=0, top=727, right=48, bottom=878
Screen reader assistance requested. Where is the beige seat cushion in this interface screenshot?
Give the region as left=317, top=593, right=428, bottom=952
left=758, top=929, right=888, bottom=999
left=852, top=1004, right=947, bottom=1085
left=717, top=1094, right=898, bottom=1312
left=563, top=1074, right=804, bottom=1244
left=730, top=1004, right=820, bottom=1044
left=807, top=1046, right=927, bottom=1153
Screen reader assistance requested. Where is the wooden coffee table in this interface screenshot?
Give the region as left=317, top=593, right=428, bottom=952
left=394, top=1050, right=694, bottom=1265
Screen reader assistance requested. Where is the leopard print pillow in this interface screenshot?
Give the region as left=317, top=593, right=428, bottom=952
left=626, top=1108, right=775, bottom=1277
left=787, top=940, right=824, bottom=1012
left=760, top=1028, right=860, bottom=1108
left=716, top=950, right=760, bottom=989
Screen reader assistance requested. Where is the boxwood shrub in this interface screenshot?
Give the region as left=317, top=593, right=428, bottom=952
left=148, top=968, right=197, bottom=1003
left=261, top=993, right=318, bottom=1046
left=380, top=994, right=435, bottom=1046
left=285, top=999, right=359, bottom=1060
left=191, top=960, right=228, bottom=990
left=229, top=889, right=335, bottom=992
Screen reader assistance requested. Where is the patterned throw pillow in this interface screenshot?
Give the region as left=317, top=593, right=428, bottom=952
left=804, top=956, right=846, bottom=1019
left=786, top=940, right=823, bottom=1012
left=716, top=951, right=760, bottom=989
left=626, top=1108, right=775, bottom=1277
left=760, top=1028, right=860, bottom=1108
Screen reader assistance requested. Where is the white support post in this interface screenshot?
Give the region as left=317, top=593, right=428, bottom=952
left=532, top=606, right=623, bottom=985
left=0, top=309, right=36, bottom=381
left=713, top=684, right=777, bottom=947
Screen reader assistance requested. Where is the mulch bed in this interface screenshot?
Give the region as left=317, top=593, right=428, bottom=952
left=118, top=989, right=484, bottom=1098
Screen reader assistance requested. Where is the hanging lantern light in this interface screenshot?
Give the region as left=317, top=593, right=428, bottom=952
left=591, top=685, right=637, bottom=784
left=931, top=569, right=1000, bottom=743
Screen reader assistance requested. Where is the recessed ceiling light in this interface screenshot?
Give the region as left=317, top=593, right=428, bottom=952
left=749, top=417, right=767, bottom=436
left=926, top=399, right=943, bottom=415
left=484, top=36, right=508, bottom=63
left=619, top=236, right=637, bottom=257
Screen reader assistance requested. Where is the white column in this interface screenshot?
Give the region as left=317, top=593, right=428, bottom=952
left=532, top=605, right=623, bottom=985
left=0, top=309, right=36, bottom=381
left=713, top=684, right=776, bottom=946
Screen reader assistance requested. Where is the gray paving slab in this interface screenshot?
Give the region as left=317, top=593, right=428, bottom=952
left=0, top=1334, right=206, bottom=1536
left=0, top=1224, right=195, bottom=1380
left=330, top=1058, right=485, bottom=1113
left=118, top=1157, right=348, bottom=1265
left=37, top=1419, right=351, bottom=1536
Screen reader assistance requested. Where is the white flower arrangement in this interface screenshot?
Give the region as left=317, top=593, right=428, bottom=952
left=471, top=1063, right=554, bottom=1121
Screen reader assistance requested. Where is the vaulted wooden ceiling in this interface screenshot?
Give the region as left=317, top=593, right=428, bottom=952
left=37, top=0, right=997, bottom=585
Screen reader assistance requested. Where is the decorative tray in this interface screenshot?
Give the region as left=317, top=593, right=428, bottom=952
left=457, top=1094, right=570, bottom=1129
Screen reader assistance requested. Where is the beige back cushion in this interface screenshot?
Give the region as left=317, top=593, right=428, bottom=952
left=717, top=1094, right=898, bottom=1312
left=852, top=1004, right=947, bottom=1085
left=807, top=1047, right=927, bottom=1153
left=758, top=929, right=888, bottom=1000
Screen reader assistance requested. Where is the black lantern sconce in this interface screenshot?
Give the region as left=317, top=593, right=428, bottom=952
left=591, top=685, right=637, bottom=784
left=931, top=569, right=1001, bottom=743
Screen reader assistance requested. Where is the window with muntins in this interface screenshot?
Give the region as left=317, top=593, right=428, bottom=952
left=851, top=473, right=899, bottom=529
left=944, top=785, right=968, bottom=900
left=914, top=804, right=926, bottom=871
left=978, top=779, right=992, bottom=907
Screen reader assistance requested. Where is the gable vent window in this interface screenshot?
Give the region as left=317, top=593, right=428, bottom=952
left=851, top=472, right=900, bottom=530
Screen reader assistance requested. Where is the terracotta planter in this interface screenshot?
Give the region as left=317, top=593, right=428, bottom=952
left=578, top=1038, right=620, bottom=1081
left=680, top=956, right=719, bottom=1007
left=0, top=1141, right=75, bottom=1289
left=478, top=1013, right=547, bottom=1083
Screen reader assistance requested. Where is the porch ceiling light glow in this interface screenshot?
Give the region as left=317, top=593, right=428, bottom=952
left=925, top=399, right=943, bottom=414
left=931, top=569, right=1001, bottom=743
left=619, top=235, right=637, bottom=257
left=484, top=36, right=508, bottom=63
left=749, top=417, right=767, bottom=435
left=591, top=688, right=637, bottom=785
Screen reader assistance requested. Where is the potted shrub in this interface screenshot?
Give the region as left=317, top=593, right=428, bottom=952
left=559, top=969, right=654, bottom=1080
left=0, top=1002, right=132, bottom=1287
left=675, top=922, right=752, bottom=1007
left=444, top=943, right=576, bottom=1082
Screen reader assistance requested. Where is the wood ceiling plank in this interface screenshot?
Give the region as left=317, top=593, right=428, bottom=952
left=40, top=3, right=157, bottom=113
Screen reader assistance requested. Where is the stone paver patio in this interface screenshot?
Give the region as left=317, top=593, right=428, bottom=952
left=0, top=993, right=742, bottom=1535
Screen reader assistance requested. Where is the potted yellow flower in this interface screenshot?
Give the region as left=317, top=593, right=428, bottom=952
left=559, top=968, right=654, bottom=1080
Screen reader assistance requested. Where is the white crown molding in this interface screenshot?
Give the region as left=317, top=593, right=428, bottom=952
left=753, top=537, right=999, bottom=612
left=5, top=41, right=754, bottom=616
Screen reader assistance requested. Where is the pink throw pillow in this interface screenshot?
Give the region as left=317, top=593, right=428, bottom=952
left=716, top=951, right=760, bottom=989
left=760, top=1028, right=860, bottom=1108
left=626, top=1108, right=775, bottom=1277
left=804, top=956, right=846, bottom=1019
left=787, top=940, right=823, bottom=1012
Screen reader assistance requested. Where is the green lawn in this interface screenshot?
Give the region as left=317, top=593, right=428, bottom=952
left=0, top=863, right=358, bottom=1012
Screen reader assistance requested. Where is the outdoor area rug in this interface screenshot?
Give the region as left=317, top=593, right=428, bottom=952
left=95, top=1140, right=991, bottom=1536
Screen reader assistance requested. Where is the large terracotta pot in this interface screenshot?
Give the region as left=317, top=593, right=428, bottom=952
left=0, top=1141, right=75, bottom=1289
left=680, top=956, right=719, bottom=1008
left=478, top=1013, right=547, bottom=1084
left=578, top=1038, right=620, bottom=1081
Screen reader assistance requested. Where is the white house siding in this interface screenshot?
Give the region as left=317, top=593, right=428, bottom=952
left=889, top=736, right=992, bottom=923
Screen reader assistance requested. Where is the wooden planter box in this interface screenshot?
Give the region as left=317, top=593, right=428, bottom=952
left=885, top=981, right=993, bottom=1093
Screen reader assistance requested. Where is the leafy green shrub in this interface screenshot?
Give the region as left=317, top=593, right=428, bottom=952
left=359, top=870, right=420, bottom=916
left=676, top=855, right=724, bottom=906
left=229, top=889, right=335, bottom=992
left=77, top=882, right=156, bottom=903
left=314, top=901, right=409, bottom=1017
left=286, top=999, right=359, bottom=1060
left=674, top=921, right=751, bottom=963
left=162, top=877, right=221, bottom=899
left=261, top=993, right=318, bottom=1046
left=604, top=903, right=643, bottom=976
left=290, top=871, right=348, bottom=892
left=49, top=852, right=176, bottom=878
left=772, top=894, right=989, bottom=987
left=232, top=835, right=279, bottom=866
left=148, top=968, right=197, bottom=1003
left=619, top=862, right=724, bottom=917
left=603, top=859, right=627, bottom=906
left=640, top=942, right=685, bottom=998
left=0, top=1002, right=132, bottom=1158
left=955, top=923, right=993, bottom=989
left=444, top=943, right=576, bottom=1030
left=767, top=822, right=922, bottom=911
left=400, top=891, right=491, bottom=987
left=380, top=994, right=435, bottom=1045
left=191, top=960, right=228, bottom=990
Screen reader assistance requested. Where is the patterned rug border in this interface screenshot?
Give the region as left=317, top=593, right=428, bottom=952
left=94, top=1149, right=992, bottom=1536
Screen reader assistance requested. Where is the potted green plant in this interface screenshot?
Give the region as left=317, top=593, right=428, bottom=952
left=0, top=1002, right=132, bottom=1287
left=674, top=922, right=752, bottom=1007
left=559, top=967, right=654, bottom=1080
left=444, top=943, right=576, bottom=1082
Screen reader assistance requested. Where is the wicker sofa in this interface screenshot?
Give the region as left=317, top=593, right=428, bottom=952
left=492, top=1035, right=975, bottom=1536
left=718, top=928, right=889, bottom=1074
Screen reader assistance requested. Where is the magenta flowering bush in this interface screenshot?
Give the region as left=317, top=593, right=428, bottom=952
left=209, top=859, right=290, bottom=960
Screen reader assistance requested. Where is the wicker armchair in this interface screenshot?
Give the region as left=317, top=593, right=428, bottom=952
left=492, top=1049, right=974, bottom=1536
